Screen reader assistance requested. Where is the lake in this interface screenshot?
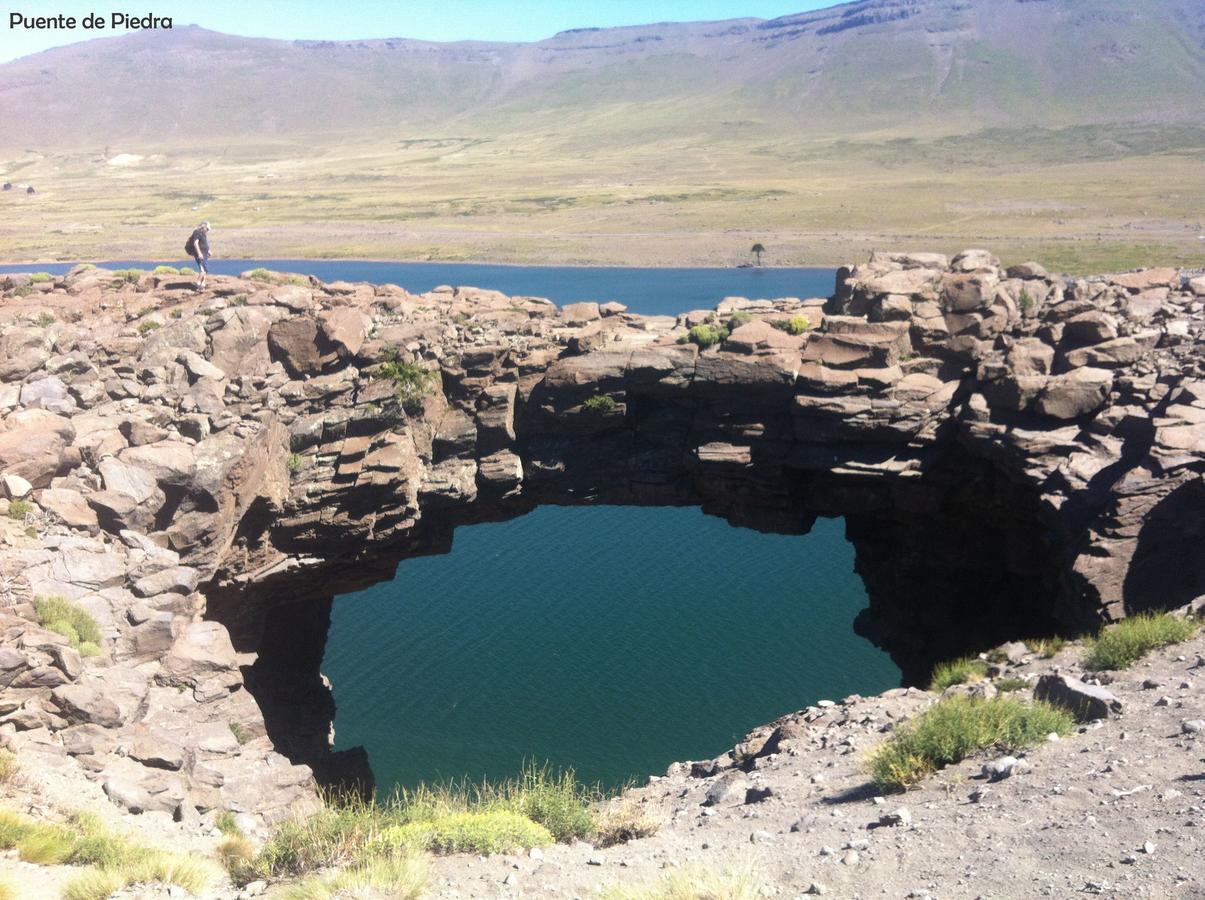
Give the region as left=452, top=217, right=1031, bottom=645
left=0, top=259, right=837, bottom=317
left=324, top=507, right=900, bottom=792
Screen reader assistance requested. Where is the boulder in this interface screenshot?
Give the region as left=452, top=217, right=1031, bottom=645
left=1034, top=674, right=1122, bottom=721
left=562, top=302, right=601, bottom=325
left=52, top=684, right=125, bottom=728
left=38, top=488, right=100, bottom=532
left=1035, top=368, right=1112, bottom=420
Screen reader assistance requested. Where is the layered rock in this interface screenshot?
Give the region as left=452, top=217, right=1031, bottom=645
left=0, top=255, right=1201, bottom=822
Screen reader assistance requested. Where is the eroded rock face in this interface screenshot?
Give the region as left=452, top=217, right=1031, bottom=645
left=0, top=256, right=1201, bottom=822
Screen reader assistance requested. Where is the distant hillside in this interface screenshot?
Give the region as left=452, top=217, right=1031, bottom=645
left=2, top=0, right=1204, bottom=151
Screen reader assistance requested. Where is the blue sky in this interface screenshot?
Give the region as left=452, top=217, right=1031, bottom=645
left=1, top=1, right=834, bottom=62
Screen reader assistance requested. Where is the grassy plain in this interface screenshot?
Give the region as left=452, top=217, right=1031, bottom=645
left=1, top=123, right=1202, bottom=272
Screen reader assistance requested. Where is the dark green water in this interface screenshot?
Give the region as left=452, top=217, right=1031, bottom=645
left=322, top=505, right=900, bottom=792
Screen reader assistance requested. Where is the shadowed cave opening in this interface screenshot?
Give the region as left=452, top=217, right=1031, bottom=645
left=210, top=441, right=1071, bottom=794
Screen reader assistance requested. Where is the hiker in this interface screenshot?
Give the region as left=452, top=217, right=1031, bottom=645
left=185, top=221, right=211, bottom=290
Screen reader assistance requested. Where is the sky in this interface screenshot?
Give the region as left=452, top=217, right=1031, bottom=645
left=1, top=0, right=834, bottom=63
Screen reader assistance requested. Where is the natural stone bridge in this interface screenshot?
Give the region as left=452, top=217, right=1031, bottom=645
left=0, top=251, right=1201, bottom=819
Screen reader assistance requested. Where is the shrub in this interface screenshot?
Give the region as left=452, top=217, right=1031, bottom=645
left=1025, top=636, right=1065, bottom=659
left=1019, top=289, right=1035, bottom=312
left=231, top=294, right=249, bottom=306
left=928, top=656, right=989, bottom=691
left=217, top=835, right=257, bottom=884
left=786, top=314, right=811, bottom=335
left=152, top=265, right=180, bottom=275
left=62, top=869, right=124, bottom=900
left=6, top=500, right=32, bottom=520
left=287, top=453, right=303, bottom=473
left=112, top=268, right=145, bottom=284
left=727, top=310, right=753, bottom=329
left=866, top=696, right=1074, bottom=792
left=247, top=268, right=274, bottom=282
left=771, top=314, right=812, bottom=335
left=683, top=324, right=727, bottom=348
left=137, top=320, right=161, bottom=335
left=1083, top=612, right=1198, bottom=671
left=374, top=810, right=552, bottom=855
left=229, top=722, right=250, bottom=745
left=583, top=394, right=619, bottom=414
left=994, top=677, right=1028, bottom=693
left=29, top=272, right=52, bottom=283
left=179, top=266, right=194, bottom=275
left=252, top=762, right=600, bottom=878
left=376, top=355, right=437, bottom=405
left=596, top=800, right=662, bottom=848
left=215, top=810, right=242, bottom=836
left=0, top=750, right=17, bottom=784
left=36, top=312, right=55, bottom=327
left=78, top=641, right=101, bottom=658
left=34, top=596, right=102, bottom=648
left=170, top=308, right=183, bottom=319
left=279, top=854, right=429, bottom=900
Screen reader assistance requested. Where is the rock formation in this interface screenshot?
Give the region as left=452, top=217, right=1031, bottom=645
left=0, top=252, right=1201, bottom=822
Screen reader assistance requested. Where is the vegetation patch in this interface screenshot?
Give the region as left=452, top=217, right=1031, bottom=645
left=677, top=323, right=728, bottom=348
left=6, top=499, right=32, bottom=521
left=245, top=762, right=600, bottom=881
left=770, top=314, right=812, bottom=335
left=229, top=722, right=250, bottom=745
left=583, top=394, right=619, bottom=414
left=277, top=854, right=429, bottom=900
left=0, top=808, right=220, bottom=898
left=247, top=268, right=276, bottom=282
left=596, top=800, right=662, bottom=848
left=0, top=750, right=17, bottom=784
left=376, top=353, right=437, bottom=406
left=287, top=453, right=304, bottom=473
left=994, top=677, right=1028, bottom=693
left=727, top=310, right=754, bottom=329
left=112, top=268, right=146, bottom=284
left=137, top=320, right=162, bottom=335
left=1083, top=612, right=1198, bottom=671
left=928, top=656, right=989, bottom=691
left=374, top=810, right=552, bottom=855
left=34, top=596, right=102, bottom=649
left=866, top=696, right=1074, bottom=792
left=152, top=265, right=180, bottom=275
left=36, top=311, right=56, bottom=327
left=28, top=272, right=53, bottom=283
left=1025, top=636, right=1065, bottom=659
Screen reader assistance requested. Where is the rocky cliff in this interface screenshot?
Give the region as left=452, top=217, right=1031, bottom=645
left=0, top=251, right=1202, bottom=823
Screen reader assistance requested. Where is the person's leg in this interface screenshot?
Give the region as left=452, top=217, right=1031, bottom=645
left=194, top=253, right=207, bottom=289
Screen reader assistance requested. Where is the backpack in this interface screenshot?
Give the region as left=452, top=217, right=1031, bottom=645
left=185, top=234, right=196, bottom=255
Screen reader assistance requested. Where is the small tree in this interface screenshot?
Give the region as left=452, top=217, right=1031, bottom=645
left=750, top=243, right=765, bottom=266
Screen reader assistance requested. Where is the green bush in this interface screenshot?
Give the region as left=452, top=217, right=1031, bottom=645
left=1083, top=612, right=1198, bottom=671
left=866, top=696, right=1074, bottom=792
left=152, top=265, right=180, bottom=275
left=179, top=266, right=194, bottom=275
left=287, top=453, right=304, bottom=473
left=786, top=314, right=811, bottom=335
left=35, top=312, right=55, bottom=327
left=376, top=355, right=437, bottom=405
left=375, top=810, right=552, bottom=855
left=727, top=310, right=754, bottom=329
left=247, top=268, right=275, bottom=282
left=1019, top=289, right=1035, bottom=312
left=112, top=269, right=145, bottom=284
left=681, top=324, right=727, bottom=348
left=29, top=272, right=52, bottom=283
left=34, top=596, right=101, bottom=648
left=229, top=722, right=250, bottom=745
left=583, top=394, right=619, bottom=414
left=137, top=320, right=161, bottom=335
left=928, top=656, right=989, bottom=691
left=6, top=500, right=32, bottom=521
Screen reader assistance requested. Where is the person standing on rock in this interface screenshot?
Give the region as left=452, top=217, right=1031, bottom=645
left=185, top=221, right=212, bottom=291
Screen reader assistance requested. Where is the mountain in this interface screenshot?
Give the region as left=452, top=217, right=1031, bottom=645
left=2, top=0, right=1203, bottom=150
left=0, top=0, right=1202, bottom=270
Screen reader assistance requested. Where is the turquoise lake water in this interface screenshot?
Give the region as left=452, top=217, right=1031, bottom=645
left=0, top=259, right=837, bottom=317
left=323, top=506, right=900, bottom=791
